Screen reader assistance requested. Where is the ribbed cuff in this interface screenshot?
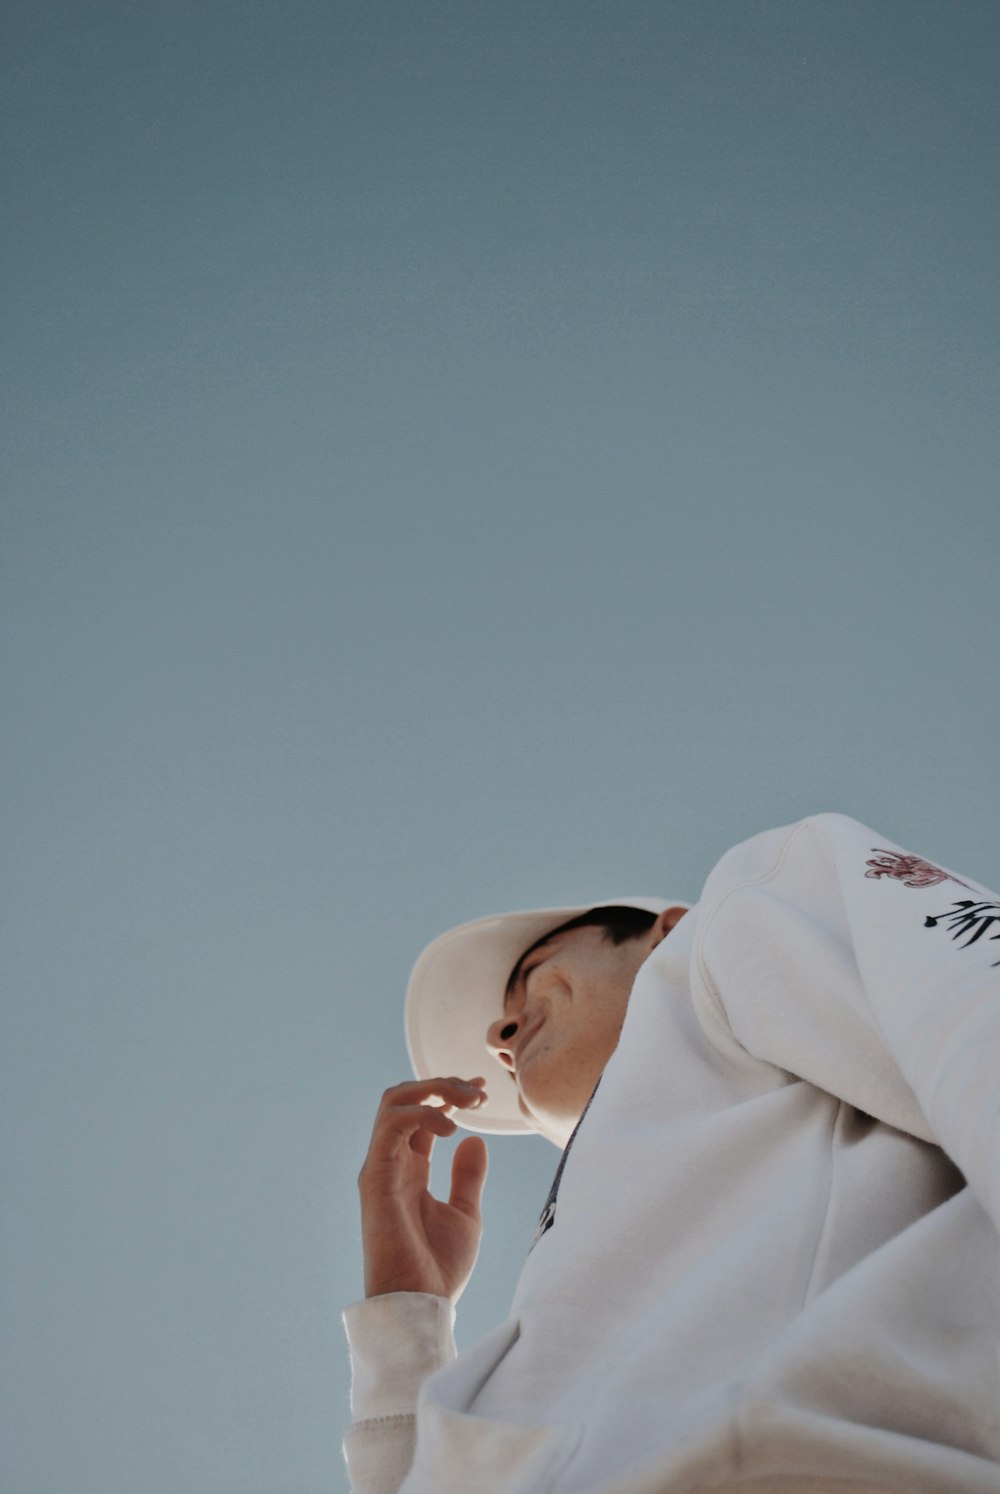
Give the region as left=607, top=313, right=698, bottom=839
left=343, top=1293, right=457, bottom=1420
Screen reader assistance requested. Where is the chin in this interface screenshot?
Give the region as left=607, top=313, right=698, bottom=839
left=517, top=1094, right=583, bottom=1149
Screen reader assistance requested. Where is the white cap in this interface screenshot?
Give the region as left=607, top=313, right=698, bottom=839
left=404, top=898, right=685, bottom=1136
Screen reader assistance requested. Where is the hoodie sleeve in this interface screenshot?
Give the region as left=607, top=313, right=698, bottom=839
left=341, top=1293, right=456, bottom=1493
left=693, top=812, right=1000, bottom=1234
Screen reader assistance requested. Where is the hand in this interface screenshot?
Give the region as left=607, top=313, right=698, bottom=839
left=358, top=1076, right=489, bottom=1303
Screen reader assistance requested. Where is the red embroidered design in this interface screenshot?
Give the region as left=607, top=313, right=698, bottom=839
left=865, top=850, right=971, bottom=890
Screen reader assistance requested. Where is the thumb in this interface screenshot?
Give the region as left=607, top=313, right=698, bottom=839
left=449, top=1135, right=489, bottom=1218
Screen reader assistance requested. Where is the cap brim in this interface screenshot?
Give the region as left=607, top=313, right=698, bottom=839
left=404, top=898, right=680, bottom=1136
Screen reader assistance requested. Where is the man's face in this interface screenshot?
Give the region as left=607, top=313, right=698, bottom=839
left=484, top=923, right=662, bottom=1144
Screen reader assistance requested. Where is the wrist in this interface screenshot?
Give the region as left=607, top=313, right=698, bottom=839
left=364, top=1266, right=447, bottom=1299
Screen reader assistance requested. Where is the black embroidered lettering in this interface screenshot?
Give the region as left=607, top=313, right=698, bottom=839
left=924, top=901, right=1000, bottom=967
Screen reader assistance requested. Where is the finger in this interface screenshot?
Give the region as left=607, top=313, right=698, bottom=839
left=362, top=1102, right=458, bottom=1174
left=424, top=1077, right=488, bottom=1118
left=448, top=1135, right=489, bottom=1219
left=380, top=1077, right=487, bottom=1114
left=384, top=1103, right=458, bottom=1144
left=408, top=1111, right=454, bottom=1160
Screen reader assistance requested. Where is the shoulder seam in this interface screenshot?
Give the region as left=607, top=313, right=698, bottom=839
left=348, top=1411, right=417, bottom=1431
left=693, top=818, right=816, bottom=1032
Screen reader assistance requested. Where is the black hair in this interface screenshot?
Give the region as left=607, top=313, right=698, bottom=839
left=542, top=905, right=659, bottom=946
left=505, top=905, right=658, bottom=999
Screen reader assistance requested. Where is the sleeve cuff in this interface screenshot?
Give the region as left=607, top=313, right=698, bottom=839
left=343, top=1293, right=457, bottom=1420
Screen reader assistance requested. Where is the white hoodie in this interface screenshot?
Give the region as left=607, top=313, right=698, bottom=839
left=343, top=814, right=1000, bottom=1492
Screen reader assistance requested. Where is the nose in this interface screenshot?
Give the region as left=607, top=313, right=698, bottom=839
left=485, top=1014, right=520, bottom=1070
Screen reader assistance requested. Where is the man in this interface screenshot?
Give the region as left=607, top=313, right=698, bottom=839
left=344, top=813, right=1000, bottom=1492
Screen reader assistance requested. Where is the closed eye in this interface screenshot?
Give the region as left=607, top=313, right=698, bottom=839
left=504, top=960, right=537, bottom=1012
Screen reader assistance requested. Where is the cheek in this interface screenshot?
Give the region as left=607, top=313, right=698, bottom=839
left=517, top=1026, right=606, bottom=1102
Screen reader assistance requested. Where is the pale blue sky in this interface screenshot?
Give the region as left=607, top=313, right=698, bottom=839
left=3, top=4, right=999, bottom=1491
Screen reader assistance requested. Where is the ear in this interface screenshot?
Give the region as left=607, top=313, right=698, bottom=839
left=649, top=904, right=688, bottom=948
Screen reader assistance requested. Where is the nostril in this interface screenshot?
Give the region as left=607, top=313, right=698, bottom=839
left=500, top=1023, right=517, bottom=1042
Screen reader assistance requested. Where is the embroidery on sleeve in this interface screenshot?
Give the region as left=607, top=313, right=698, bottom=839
left=924, top=901, right=1000, bottom=967
left=865, top=849, right=971, bottom=890
left=865, top=848, right=997, bottom=967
